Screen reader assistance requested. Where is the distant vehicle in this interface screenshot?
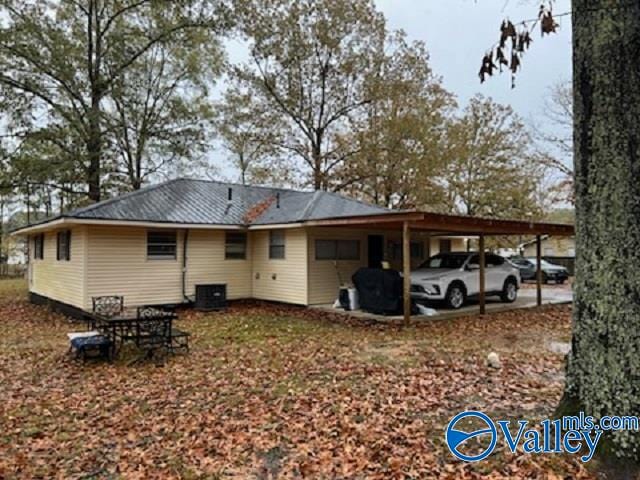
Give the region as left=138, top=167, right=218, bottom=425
left=410, top=252, right=520, bottom=309
left=509, top=257, right=570, bottom=284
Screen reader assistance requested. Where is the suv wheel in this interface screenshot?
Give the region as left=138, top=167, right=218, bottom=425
left=501, top=278, right=518, bottom=303
left=445, top=284, right=466, bottom=309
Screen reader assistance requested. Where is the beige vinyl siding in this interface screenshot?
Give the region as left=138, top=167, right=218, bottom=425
left=30, top=226, right=87, bottom=309
left=307, top=228, right=369, bottom=305
left=85, top=226, right=184, bottom=309
left=251, top=228, right=308, bottom=304
left=428, top=237, right=467, bottom=255
left=27, top=222, right=471, bottom=311
left=522, top=236, right=575, bottom=257
left=185, top=230, right=252, bottom=300
left=453, top=238, right=466, bottom=252
left=307, top=228, right=468, bottom=305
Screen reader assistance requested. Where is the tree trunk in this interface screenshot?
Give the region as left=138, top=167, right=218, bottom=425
left=87, top=88, right=102, bottom=202
left=566, top=1, right=640, bottom=458
left=0, top=197, right=4, bottom=266
left=312, top=141, right=322, bottom=191
left=132, top=156, right=142, bottom=190
left=240, top=152, right=247, bottom=185
left=26, top=184, right=31, bottom=225
left=86, top=0, right=102, bottom=202
left=134, top=152, right=143, bottom=190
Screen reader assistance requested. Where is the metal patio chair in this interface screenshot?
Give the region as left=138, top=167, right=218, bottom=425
left=137, top=306, right=190, bottom=355
left=133, top=307, right=172, bottom=364
left=92, top=295, right=124, bottom=318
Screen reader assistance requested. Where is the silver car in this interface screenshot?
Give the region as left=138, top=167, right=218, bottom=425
left=410, top=252, right=521, bottom=309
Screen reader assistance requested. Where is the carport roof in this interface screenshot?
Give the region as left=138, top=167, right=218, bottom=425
left=305, top=210, right=575, bottom=236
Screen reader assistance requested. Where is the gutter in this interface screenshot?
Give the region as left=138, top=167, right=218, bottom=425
left=182, top=229, right=192, bottom=303
left=9, top=217, right=246, bottom=236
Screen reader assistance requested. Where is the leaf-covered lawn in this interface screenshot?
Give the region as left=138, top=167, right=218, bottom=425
left=0, top=279, right=594, bottom=479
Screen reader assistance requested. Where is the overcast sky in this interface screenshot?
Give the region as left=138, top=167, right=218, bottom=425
left=376, top=0, right=573, bottom=118
left=214, top=0, right=573, bottom=182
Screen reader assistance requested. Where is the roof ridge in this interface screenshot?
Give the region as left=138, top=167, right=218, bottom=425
left=299, top=190, right=324, bottom=220
left=322, top=190, right=390, bottom=211
left=69, top=178, right=183, bottom=217
left=178, top=177, right=313, bottom=195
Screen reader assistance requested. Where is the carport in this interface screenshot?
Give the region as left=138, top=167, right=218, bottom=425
left=306, top=211, right=575, bottom=323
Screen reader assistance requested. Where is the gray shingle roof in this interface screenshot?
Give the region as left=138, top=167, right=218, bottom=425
left=61, top=178, right=389, bottom=226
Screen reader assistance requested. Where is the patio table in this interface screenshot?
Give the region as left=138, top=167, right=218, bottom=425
left=88, top=308, right=177, bottom=358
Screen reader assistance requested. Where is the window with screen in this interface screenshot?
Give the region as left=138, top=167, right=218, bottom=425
left=225, top=232, right=247, bottom=260
left=33, top=234, right=44, bottom=260
left=269, top=231, right=286, bottom=259
left=337, top=240, right=360, bottom=260
left=147, top=231, right=177, bottom=259
left=315, top=239, right=360, bottom=260
left=56, top=230, right=71, bottom=261
left=316, top=240, right=337, bottom=260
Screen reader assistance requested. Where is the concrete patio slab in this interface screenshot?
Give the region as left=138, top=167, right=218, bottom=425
left=309, top=285, right=573, bottom=323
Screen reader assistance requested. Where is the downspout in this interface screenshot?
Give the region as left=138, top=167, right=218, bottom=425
left=182, top=229, right=190, bottom=303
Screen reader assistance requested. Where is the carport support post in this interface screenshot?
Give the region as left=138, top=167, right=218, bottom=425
left=403, top=221, right=411, bottom=325
left=479, top=235, right=486, bottom=315
left=536, top=235, right=542, bottom=307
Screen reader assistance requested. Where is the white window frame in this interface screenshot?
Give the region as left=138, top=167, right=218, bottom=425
left=56, top=230, right=71, bottom=261
left=315, top=239, right=360, bottom=261
left=225, top=232, right=247, bottom=260
left=147, top=231, right=177, bottom=260
left=33, top=234, right=44, bottom=260
left=269, top=230, right=286, bottom=259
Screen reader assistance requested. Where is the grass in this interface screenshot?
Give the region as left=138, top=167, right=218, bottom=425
left=0, top=277, right=28, bottom=300
left=0, top=278, right=594, bottom=479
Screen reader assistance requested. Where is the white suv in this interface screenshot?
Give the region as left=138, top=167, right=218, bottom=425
left=410, top=252, right=520, bottom=309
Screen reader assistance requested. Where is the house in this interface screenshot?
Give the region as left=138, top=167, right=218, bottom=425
left=520, top=235, right=576, bottom=258
left=519, top=235, right=576, bottom=275
left=495, top=247, right=518, bottom=257
left=12, top=179, right=469, bottom=315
